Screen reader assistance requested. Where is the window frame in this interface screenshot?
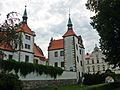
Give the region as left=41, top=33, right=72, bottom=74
left=25, top=44, right=30, bottom=49
left=54, top=62, right=58, bottom=67
left=9, top=55, right=13, bottom=60
left=25, top=35, right=31, bottom=40
left=54, top=52, right=58, bottom=57
left=61, top=62, right=64, bottom=67
left=25, top=55, right=29, bottom=62
left=60, top=51, right=64, bottom=56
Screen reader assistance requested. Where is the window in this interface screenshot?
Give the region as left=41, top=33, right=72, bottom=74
left=54, top=62, right=58, bottom=67
left=79, top=49, right=81, bottom=54
left=34, top=59, right=38, bottom=64
left=54, top=52, right=58, bottom=57
left=92, top=66, right=95, bottom=72
left=76, top=44, right=78, bottom=50
left=77, top=56, right=79, bottom=63
left=97, top=59, right=99, bottom=63
left=25, top=55, right=29, bottom=62
left=87, top=60, right=89, bottom=64
left=87, top=67, right=90, bottom=72
left=9, top=55, right=13, bottom=60
left=103, top=65, right=105, bottom=71
left=25, top=35, right=30, bottom=40
left=97, top=65, right=100, bottom=71
left=80, top=61, right=83, bottom=66
left=96, top=54, right=99, bottom=59
left=92, top=59, right=94, bottom=64
left=25, top=44, right=30, bottom=49
left=15, top=44, right=17, bottom=48
left=60, top=51, right=64, bottom=56
left=61, top=62, right=64, bottom=67
left=0, top=54, right=3, bottom=60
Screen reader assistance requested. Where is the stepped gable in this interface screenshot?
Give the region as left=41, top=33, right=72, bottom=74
left=48, top=39, right=64, bottom=50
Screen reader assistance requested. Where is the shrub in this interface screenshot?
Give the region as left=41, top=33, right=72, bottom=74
left=0, top=59, right=64, bottom=78
left=0, top=72, right=23, bottom=90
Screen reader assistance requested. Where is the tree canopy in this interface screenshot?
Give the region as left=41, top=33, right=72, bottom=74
left=0, top=12, right=21, bottom=49
left=86, top=0, right=120, bottom=67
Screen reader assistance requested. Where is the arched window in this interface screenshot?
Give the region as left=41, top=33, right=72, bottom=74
left=97, top=59, right=99, bottom=63
left=92, top=66, right=95, bottom=72
left=103, top=65, right=105, bottom=71
left=97, top=65, right=100, bottom=71
left=87, top=67, right=90, bottom=72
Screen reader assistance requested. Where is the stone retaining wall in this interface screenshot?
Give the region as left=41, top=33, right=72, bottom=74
left=23, top=79, right=77, bottom=89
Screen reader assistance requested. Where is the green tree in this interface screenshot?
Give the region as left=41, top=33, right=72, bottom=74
left=0, top=12, right=21, bottom=49
left=86, top=0, right=120, bottom=67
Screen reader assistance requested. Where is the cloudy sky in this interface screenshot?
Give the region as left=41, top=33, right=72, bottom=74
left=0, top=0, right=100, bottom=57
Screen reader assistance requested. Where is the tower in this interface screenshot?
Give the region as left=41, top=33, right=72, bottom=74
left=63, top=14, right=85, bottom=80
left=16, top=6, right=35, bottom=62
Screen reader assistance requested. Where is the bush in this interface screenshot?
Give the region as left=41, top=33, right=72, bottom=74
left=0, top=73, right=23, bottom=90
left=0, top=59, right=64, bottom=78
left=85, top=82, right=120, bottom=90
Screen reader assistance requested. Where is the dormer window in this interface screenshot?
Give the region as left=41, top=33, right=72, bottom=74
left=25, top=35, right=30, bottom=40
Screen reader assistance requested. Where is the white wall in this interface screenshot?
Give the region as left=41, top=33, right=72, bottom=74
left=64, top=36, right=75, bottom=71
left=2, top=51, right=14, bottom=60
left=19, top=71, right=77, bottom=80
left=49, top=49, right=64, bottom=69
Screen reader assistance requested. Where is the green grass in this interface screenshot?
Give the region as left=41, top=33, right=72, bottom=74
left=29, top=83, right=120, bottom=90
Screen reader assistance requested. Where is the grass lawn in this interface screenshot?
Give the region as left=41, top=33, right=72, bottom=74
left=29, top=83, right=120, bottom=90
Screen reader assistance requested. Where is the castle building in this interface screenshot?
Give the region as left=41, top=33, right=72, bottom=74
left=48, top=14, right=85, bottom=79
left=85, top=44, right=120, bottom=74
left=0, top=7, right=48, bottom=65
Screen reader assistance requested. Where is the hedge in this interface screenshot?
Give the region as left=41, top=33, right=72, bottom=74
left=0, top=73, right=23, bottom=90
left=0, top=59, right=64, bottom=78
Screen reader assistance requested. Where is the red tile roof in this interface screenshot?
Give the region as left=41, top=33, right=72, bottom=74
left=34, top=44, right=45, bottom=58
left=48, top=39, right=64, bottom=50
left=17, top=24, right=35, bottom=36
left=42, top=58, right=48, bottom=61
left=0, top=42, right=13, bottom=51
left=63, top=30, right=77, bottom=37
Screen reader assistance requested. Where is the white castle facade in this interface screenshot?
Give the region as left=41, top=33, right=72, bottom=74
left=85, top=45, right=120, bottom=74
left=0, top=7, right=86, bottom=81
left=0, top=7, right=47, bottom=65
left=48, top=14, right=86, bottom=80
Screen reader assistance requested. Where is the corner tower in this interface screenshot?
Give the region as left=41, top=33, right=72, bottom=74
left=16, top=6, right=35, bottom=62
left=63, top=14, right=85, bottom=81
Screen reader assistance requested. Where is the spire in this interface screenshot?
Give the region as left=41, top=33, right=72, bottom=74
left=67, top=13, right=73, bottom=30
left=22, top=5, right=28, bottom=24
left=94, top=44, right=99, bottom=51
